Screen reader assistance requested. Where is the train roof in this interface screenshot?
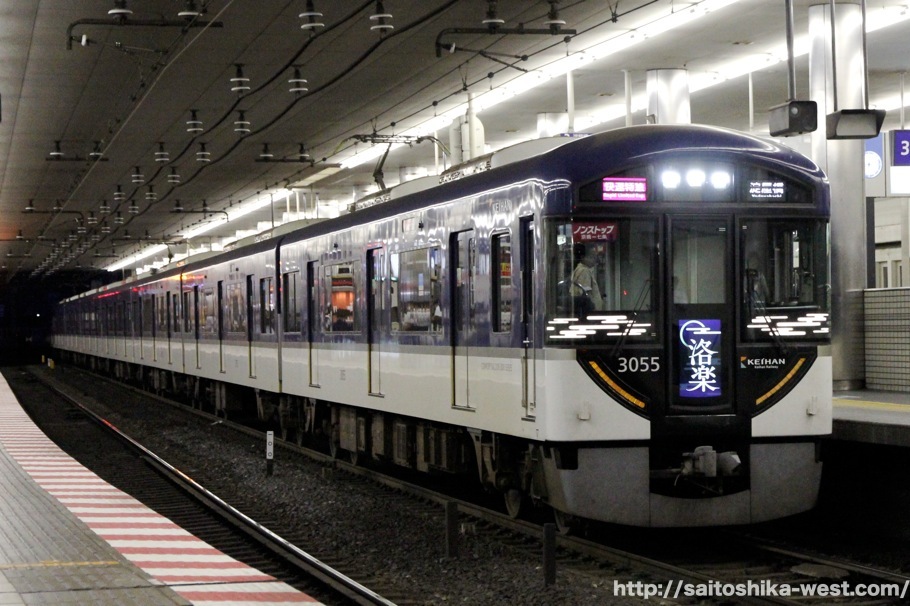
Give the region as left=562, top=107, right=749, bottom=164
left=59, top=124, right=826, bottom=305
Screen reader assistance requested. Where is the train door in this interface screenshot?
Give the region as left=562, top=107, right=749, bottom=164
left=520, top=217, right=536, bottom=418
left=307, top=261, right=319, bottom=386
left=451, top=230, right=475, bottom=409
left=193, top=286, right=201, bottom=369
left=218, top=280, right=225, bottom=373
left=152, top=294, right=159, bottom=362
left=665, top=217, right=735, bottom=414
left=367, top=248, right=383, bottom=395
left=132, top=298, right=140, bottom=361
left=166, top=292, right=173, bottom=365
left=182, top=289, right=191, bottom=372
left=247, top=274, right=255, bottom=378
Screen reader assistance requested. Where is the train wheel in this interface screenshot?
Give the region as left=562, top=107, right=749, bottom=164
left=348, top=450, right=360, bottom=466
left=553, top=509, right=577, bottom=536
left=504, top=489, right=523, bottom=519
left=295, top=428, right=305, bottom=447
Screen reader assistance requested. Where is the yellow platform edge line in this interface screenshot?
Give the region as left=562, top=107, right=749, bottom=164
left=833, top=398, right=910, bottom=412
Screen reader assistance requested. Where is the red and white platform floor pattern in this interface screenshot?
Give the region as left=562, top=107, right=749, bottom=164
left=0, top=385, right=322, bottom=605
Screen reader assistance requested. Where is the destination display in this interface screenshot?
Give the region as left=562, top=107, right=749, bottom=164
left=602, top=177, right=647, bottom=201
left=747, top=180, right=786, bottom=200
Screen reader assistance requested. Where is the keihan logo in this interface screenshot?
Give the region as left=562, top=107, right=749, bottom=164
left=741, top=357, right=786, bottom=369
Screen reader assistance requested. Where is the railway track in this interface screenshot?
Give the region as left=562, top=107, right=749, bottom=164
left=17, top=364, right=910, bottom=606
left=5, top=367, right=400, bottom=606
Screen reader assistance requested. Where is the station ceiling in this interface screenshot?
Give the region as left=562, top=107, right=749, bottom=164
left=1, top=0, right=909, bottom=280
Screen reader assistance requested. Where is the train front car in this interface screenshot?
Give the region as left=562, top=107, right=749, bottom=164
left=539, top=125, right=831, bottom=527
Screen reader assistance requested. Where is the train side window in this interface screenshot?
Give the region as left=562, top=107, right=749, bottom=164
left=492, top=233, right=513, bottom=333
left=283, top=271, right=301, bottom=333
left=260, top=276, right=275, bottom=334
left=202, top=288, right=216, bottom=335
left=225, top=282, right=246, bottom=334
left=157, top=293, right=168, bottom=338
left=391, top=247, right=442, bottom=332
left=183, top=290, right=192, bottom=334
left=323, top=263, right=357, bottom=332
left=133, top=299, right=141, bottom=337
left=141, top=295, right=154, bottom=338
left=171, top=292, right=179, bottom=335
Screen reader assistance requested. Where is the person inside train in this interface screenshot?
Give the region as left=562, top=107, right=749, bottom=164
left=744, top=252, right=770, bottom=314
left=571, top=243, right=605, bottom=312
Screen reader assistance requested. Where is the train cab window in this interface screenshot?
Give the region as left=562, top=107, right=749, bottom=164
left=225, top=283, right=246, bottom=334
left=283, top=271, right=301, bottom=333
left=390, top=247, right=442, bottom=332
left=260, top=276, right=275, bottom=334
left=492, top=234, right=513, bottom=333
left=740, top=219, right=830, bottom=342
left=546, top=219, right=657, bottom=342
left=323, top=263, right=358, bottom=332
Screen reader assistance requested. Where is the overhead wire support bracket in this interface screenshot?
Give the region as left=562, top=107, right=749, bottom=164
left=66, top=17, right=224, bottom=50
left=170, top=208, right=230, bottom=221
left=435, top=26, right=576, bottom=58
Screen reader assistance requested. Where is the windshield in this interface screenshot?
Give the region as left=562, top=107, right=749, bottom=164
left=741, top=218, right=830, bottom=341
left=545, top=219, right=658, bottom=343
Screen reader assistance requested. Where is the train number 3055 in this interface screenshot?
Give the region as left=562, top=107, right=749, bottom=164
left=616, top=356, right=661, bottom=372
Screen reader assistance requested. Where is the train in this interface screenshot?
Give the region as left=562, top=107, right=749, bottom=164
left=51, top=124, right=833, bottom=529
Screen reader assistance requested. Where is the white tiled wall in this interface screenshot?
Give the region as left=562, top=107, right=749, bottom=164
left=865, top=288, right=910, bottom=391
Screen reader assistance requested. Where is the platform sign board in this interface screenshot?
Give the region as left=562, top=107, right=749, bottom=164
left=892, top=130, right=910, bottom=166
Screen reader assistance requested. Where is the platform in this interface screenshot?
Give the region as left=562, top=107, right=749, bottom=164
left=0, top=372, right=321, bottom=605
left=833, top=389, right=910, bottom=447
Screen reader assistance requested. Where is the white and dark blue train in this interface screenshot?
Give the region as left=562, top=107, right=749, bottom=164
left=52, top=124, right=832, bottom=528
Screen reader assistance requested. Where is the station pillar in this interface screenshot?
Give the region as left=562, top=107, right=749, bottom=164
left=646, top=69, right=690, bottom=125
left=808, top=2, right=868, bottom=390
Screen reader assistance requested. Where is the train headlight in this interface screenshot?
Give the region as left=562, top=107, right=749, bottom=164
left=710, top=171, right=731, bottom=189
left=661, top=170, right=681, bottom=189
left=685, top=169, right=706, bottom=187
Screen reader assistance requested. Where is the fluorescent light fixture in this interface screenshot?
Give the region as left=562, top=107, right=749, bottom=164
left=181, top=217, right=228, bottom=240
left=335, top=0, right=744, bottom=168
left=289, top=163, right=344, bottom=186
left=106, top=244, right=167, bottom=272
left=332, top=0, right=910, bottom=169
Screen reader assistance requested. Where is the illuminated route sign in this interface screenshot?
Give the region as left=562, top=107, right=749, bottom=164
left=679, top=319, right=722, bottom=398
left=572, top=222, right=619, bottom=242
left=602, top=177, right=647, bottom=201
left=748, top=180, right=785, bottom=200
